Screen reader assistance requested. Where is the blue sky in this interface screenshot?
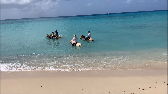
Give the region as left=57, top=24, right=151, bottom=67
left=0, top=0, right=167, bottom=20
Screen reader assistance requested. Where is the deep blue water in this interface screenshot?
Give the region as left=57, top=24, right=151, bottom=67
left=0, top=10, right=167, bottom=71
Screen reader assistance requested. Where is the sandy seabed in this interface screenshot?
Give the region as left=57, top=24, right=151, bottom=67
left=1, top=70, right=167, bottom=94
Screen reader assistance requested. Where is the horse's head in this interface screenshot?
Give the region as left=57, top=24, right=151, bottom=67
left=80, top=35, right=85, bottom=39
left=46, top=34, right=51, bottom=39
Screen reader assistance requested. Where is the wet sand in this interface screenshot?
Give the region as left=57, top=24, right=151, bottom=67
left=1, top=70, right=167, bottom=94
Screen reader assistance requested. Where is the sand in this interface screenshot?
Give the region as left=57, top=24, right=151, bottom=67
left=1, top=70, right=167, bottom=94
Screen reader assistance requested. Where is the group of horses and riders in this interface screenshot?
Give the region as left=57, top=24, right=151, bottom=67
left=46, top=30, right=93, bottom=47
left=46, top=30, right=61, bottom=39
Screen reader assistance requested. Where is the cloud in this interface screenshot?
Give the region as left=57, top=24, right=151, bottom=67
left=126, top=0, right=132, bottom=3
left=86, top=3, right=92, bottom=6
left=1, top=0, right=60, bottom=12
left=1, top=0, right=32, bottom=4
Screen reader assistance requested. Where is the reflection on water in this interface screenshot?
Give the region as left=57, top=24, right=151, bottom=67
left=46, top=38, right=60, bottom=47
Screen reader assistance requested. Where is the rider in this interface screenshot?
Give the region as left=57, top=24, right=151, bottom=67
left=72, top=34, right=78, bottom=46
left=55, top=30, right=58, bottom=38
left=85, top=31, right=91, bottom=40
left=51, top=32, right=56, bottom=39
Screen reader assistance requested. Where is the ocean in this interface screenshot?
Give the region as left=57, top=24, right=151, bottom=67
left=0, top=10, right=167, bottom=71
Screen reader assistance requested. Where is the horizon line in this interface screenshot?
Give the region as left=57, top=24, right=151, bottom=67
left=1, top=10, right=167, bottom=21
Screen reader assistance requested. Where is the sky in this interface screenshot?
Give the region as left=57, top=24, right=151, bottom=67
left=0, top=0, right=167, bottom=20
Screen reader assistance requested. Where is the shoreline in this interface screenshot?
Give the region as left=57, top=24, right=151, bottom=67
left=1, top=48, right=167, bottom=71
left=1, top=70, right=167, bottom=94
left=1, top=61, right=167, bottom=72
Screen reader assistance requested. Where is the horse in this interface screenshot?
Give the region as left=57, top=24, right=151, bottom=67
left=46, top=34, right=61, bottom=39
left=55, top=35, right=61, bottom=39
left=46, top=34, right=51, bottom=39
left=80, top=35, right=94, bottom=41
left=70, top=40, right=82, bottom=47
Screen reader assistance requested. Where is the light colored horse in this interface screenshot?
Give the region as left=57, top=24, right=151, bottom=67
left=53, top=35, right=61, bottom=39
left=88, top=38, right=93, bottom=41
left=70, top=40, right=82, bottom=47
left=57, top=35, right=61, bottom=38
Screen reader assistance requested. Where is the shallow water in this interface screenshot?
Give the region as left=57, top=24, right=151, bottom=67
left=0, top=10, right=167, bottom=71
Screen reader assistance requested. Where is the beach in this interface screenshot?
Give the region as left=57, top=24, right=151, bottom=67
left=1, top=70, right=167, bottom=94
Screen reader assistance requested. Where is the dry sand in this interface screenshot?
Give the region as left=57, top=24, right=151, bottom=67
left=1, top=70, right=167, bottom=94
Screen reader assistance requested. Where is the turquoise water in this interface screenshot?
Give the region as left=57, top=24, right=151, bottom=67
left=0, top=11, right=167, bottom=71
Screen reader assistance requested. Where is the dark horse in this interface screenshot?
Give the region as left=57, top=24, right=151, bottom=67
left=80, top=35, right=94, bottom=41
left=80, top=35, right=85, bottom=40
left=46, top=34, right=51, bottom=39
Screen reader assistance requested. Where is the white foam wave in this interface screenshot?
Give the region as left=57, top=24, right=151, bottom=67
left=0, top=63, right=104, bottom=72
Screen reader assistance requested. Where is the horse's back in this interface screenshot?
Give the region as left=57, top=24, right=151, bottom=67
left=70, top=40, right=82, bottom=47
left=89, top=38, right=94, bottom=41
left=58, top=35, right=61, bottom=38
left=76, top=43, right=82, bottom=47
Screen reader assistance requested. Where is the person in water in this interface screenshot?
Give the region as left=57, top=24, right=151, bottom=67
left=55, top=30, right=58, bottom=38
left=51, top=32, right=56, bottom=39
left=85, top=31, right=91, bottom=40
left=72, top=34, right=78, bottom=46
